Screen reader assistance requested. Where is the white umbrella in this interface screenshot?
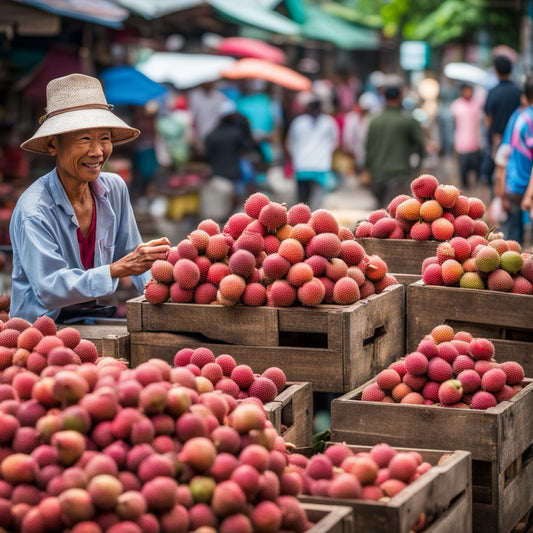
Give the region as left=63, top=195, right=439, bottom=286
left=444, top=62, right=489, bottom=86
left=136, top=53, right=237, bottom=90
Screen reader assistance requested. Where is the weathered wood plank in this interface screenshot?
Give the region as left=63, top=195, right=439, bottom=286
left=264, top=382, right=313, bottom=447
left=406, top=281, right=533, bottom=375
left=356, top=238, right=438, bottom=275
left=299, top=447, right=471, bottom=533
left=128, top=285, right=405, bottom=393
left=330, top=379, right=533, bottom=533
left=61, top=324, right=130, bottom=360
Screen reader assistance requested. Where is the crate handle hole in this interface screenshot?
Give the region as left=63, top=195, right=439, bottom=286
left=279, top=331, right=328, bottom=349
left=281, top=402, right=294, bottom=430
left=363, top=325, right=386, bottom=347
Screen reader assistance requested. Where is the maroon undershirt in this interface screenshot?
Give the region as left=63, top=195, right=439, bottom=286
left=77, top=195, right=96, bottom=270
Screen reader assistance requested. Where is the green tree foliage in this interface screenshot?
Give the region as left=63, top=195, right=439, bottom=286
left=323, top=0, right=521, bottom=48
left=380, top=0, right=485, bottom=44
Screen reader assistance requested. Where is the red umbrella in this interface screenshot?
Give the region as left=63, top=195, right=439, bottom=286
left=221, top=58, right=311, bottom=92
left=217, top=37, right=286, bottom=64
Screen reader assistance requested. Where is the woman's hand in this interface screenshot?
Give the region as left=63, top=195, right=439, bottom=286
left=110, top=237, right=171, bottom=278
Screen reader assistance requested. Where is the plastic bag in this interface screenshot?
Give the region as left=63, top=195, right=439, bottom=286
left=487, top=196, right=507, bottom=224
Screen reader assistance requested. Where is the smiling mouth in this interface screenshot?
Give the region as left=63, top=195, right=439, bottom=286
left=83, top=162, right=102, bottom=169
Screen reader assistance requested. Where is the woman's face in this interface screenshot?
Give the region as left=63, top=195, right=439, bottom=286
left=48, top=128, right=113, bottom=184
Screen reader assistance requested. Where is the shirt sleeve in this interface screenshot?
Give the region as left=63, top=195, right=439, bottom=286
left=109, top=177, right=151, bottom=294
left=410, top=118, right=426, bottom=158
left=17, top=214, right=116, bottom=312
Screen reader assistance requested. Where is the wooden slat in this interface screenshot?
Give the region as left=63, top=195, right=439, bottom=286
left=299, top=447, right=471, bottom=533
left=330, top=380, right=533, bottom=533
left=62, top=324, right=130, bottom=360
left=128, top=285, right=405, bottom=393
left=129, top=331, right=345, bottom=392
left=406, top=281, right=533, bottom=352
left=356, top=238, right=438, bottom=275
left=303, top=503, right=354, bottom=533
left=130, top=300, right=280, bottom=346
left=264, top=382, right=313, bottom=447
left=343, top=287, right=405, bottom=392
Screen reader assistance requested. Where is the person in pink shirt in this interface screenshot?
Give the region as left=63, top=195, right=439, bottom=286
left=450, top=83, right=485, bottom=189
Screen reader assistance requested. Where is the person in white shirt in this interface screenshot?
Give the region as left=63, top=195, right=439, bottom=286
left=286, top=94, right=339, bottom=210
left=342, top=92, right=381, bottom=173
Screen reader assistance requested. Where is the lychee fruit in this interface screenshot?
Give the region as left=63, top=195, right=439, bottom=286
left=248, top=377, right=278, bottom=403
left=404, top=352, right=429, bottom=376
left=262, top=253, right=291, bottom=281
left=262, top=367, right=286, bottom=394
left=376, top=368, right=401, bottom=390
left=219, top=274, right=246, bottom=302
left=361, top=382, right=385, bottom=402
left=258, top=202, right=287, bottom=231
left=431, top=217, right=455, bottom=241
left=333, top=277, right=360, bottom=304
left=297, top=278, right=325, bottom=306
left=438, top=379, right=463, bottom=405
left=468, top=338, right=495, bottom=360
left=268, top=280, right=296, bottom=307
left=244, top=192, right=271, bottom=218
left=241, top=283, right=267, bottom=306
left=499, top=361, right=524, bottom=386
left=481, top=368, right=507, bottom=392
left=471, top=390, right=497, bottom=410
left=411, top=174, right=438, bottom=199
left=427, top=357, right=453, bottom=383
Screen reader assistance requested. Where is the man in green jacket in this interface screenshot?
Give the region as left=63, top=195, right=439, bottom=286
left=364, top=85, right=426, bottom=207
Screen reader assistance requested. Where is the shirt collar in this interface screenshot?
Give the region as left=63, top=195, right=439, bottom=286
left=49, top=168, right=109, bottom=215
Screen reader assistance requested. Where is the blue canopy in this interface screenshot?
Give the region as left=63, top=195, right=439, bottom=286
left=100, top=66, right=168, bottom=106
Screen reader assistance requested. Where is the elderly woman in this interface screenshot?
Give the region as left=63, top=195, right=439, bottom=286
left=9, top=73, right=170, bottom=322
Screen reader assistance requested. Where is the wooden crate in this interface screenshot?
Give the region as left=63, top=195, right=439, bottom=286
left=126, top=284, right=405, bottom=393
left=61, top=325, right=130, bottom=361
left=303, top=502, right=354, bottom=533
left=406, top=281, right=533, bottom=375
left=330, top=379, right=533, bottom=533
left=299, top=446, right=472, bottom=533
left=356, top=238, right=438, bottom=284
left=263, top=382, right=313, bottom=447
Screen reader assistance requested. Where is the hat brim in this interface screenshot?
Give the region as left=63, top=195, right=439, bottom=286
left=21, top=108, right=140, bottom=154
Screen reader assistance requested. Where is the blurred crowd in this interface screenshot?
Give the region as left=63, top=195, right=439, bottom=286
left=1, top=52, right=532, bottom=250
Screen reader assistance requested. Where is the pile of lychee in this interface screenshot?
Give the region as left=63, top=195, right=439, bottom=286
left=355, top=174, right=488, bottom=241
left=361, top=324, right=526, bottom=409
left=173, top=346, right=287, bottom=406
left=289, top=441, right=449, bottom=531
left=422, top=236, right=533, bottom=293
left=0, top=353, right=322, bottom=532
left=0, top=316, right=99, bottom=379
left=144, top=192, right=397, bottom=307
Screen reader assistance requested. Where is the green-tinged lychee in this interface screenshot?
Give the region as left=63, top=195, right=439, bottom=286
left=459, top=272, right=485, bottom=289
left=499, top=250, right=524, bottom=274
left=475, top=246, right=500, bottom=273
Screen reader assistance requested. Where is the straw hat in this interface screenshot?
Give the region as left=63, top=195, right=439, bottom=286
left=21, top=73, right=140, bottom=154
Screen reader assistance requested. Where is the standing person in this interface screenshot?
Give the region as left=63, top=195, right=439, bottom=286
left=500, top=75, right=533, bottom=245
left=480, top=55, right=522, bottom=186
left=342, top=92, right=381, bottom=174
left=286, top=95, right=339, bottom=210
left=450, top=83, right=485, bottom=190
left=9, top=73, right=171, bottom=323
left=203, top=100, right=263, bottom=220
left=187, top=81, right=228, bottom=153
left=364, top=85, right=426, bottom=208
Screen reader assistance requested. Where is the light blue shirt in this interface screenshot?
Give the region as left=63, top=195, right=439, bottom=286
left=9, top=169, right=150, bottom=322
